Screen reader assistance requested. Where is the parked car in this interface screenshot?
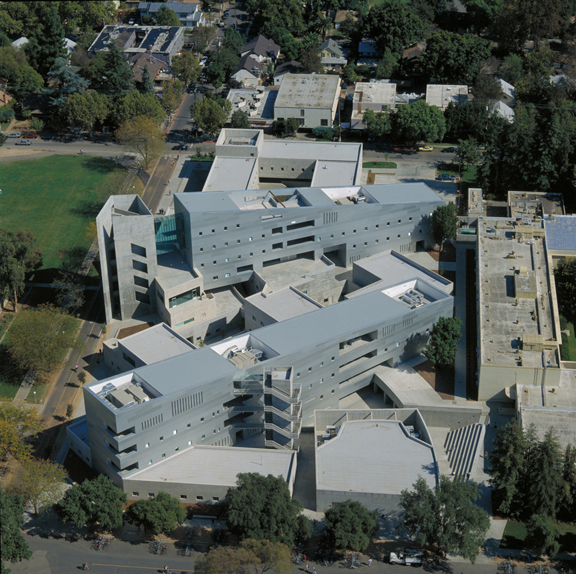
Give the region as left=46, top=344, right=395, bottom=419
left=15, top=139, right=31, bottom=145
left=437, top=173, right=456, bottom=181
left=42, top=134, right=55, bottom=140
left=441, top=146, right=457, bottom=153
left=7, top=132, right=21, bottom=138
left=128, top=18, right=135, bottom=25
left=22, top=132, right=38, bottom=138
left=418, top=145, right=433, bottom=152
left=172, top=144, right=189, bottom=151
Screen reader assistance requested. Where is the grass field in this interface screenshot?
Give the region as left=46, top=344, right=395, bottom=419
left=501, top=519, right=576, bottom=552
left=437, top=163, right=478, bottom=183
left=0, top=155, right=123, bottom=274
left=561, top=321, right=576, bottom=360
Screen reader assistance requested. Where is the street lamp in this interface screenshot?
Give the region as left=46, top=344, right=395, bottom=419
left=33, top=391, right=36, bottom=403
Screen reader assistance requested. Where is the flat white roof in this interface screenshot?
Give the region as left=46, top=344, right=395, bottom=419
left=275, top=74, right=340, bottom=109
left=426, top=84, right=468, bottom=108
left=354, top=81, right=396, bottom=106
left=316, top=420, right=436, bottom=495
left=128, top=444, right=296, bottom=486
left=245, top=286, right=322, bottom=323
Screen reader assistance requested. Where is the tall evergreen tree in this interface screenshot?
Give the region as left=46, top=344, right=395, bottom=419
left=25, top=5, right=67, bottom=77
left=488, top=421, right=526, bottom=516
left=524, top=428, right=564, bottom=519
left=45, top=57, right=89, bottom=111
left=560, top=444, right=576, bottom=521
left=140, top=64, right=155, bottom=94
left=103, top=43, right=134, bottom=94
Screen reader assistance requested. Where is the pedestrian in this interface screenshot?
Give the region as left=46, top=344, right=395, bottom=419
left=313, top=568, right=316, bottom=574
left=369, top=558, right=372, bottom=566
left=75, top=364, right=78, bottom=372
left=303, top=555, right=307, bottom=562
left=485, top=451, right=488, bottom=457
left=305, top=564, right=309, bottom=572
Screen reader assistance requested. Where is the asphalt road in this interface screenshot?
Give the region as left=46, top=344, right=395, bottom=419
left=9, top=532, right=523, bottom=574
left=141, top=155, right=177, bottom=214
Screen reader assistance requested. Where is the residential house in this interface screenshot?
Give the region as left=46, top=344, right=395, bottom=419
left=319, top=39, right=347, bottom=72
left=497, top=78, right=515, bottom=106
left=491, top=100, right=514, bottom=123
left=138, top=1, right=205, bottom=27
left=129, top=52, right=169, bottom=88
left=358, top=40, right=380, bottom=68
left=240, top=35, right=280, bottom=64
left=402, top=42, right=426, bottom=75
left=230, top=54, right=265, bottom=88
left=273, top=61, right=304, bottom=86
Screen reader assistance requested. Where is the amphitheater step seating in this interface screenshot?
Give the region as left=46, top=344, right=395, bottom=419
left=443, top=423, right=485, bottom=478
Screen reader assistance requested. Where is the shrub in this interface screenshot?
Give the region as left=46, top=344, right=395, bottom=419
left=559, top=315, right=568, bottom=331
left=0, top=107, right=15, bottom=123
left=30, top=118, right=45, bottom=131
left=560, top=332, right=569, bottom=361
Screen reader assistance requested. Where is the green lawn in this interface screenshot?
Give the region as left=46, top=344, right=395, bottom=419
left=0, top=313, right=15, bottom=342
left=363, top=161, right=397, bottom=169
left=501, top=519, right=576, bottom=552
left=0, top=155, right=123, bottom=274
left=561, top=321, right=576, bottom=361
left=437, top=163, right=477, bottom=183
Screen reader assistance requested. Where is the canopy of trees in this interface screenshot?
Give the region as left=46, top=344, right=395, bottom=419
left=156, top=5, right=182, bottom=27
left=6, top=304, right=79, bottom=380
left=226, top=473, right=311, bottom=547
left=554, top=258, right=576, bottom=325
left=171, top=52, right=201, bottom=85
left=394, top=100, right=446, bottom=144
left=63, top=91, right=110, bottom=132
left=0, top=230, right=42, bottom=310
left=423, top=315, right=463, bottom=367
left=0, top=46, right=43, bottom=99
left=191, top=96, right=232, bottom=135
left=0, top=490, right=32, bottom=568
left=399, top=476, right=490, bottom=563
left=325, top=500, right=378, bottom=551
left=0, top=403, right=43, bottom=463
left=125, top=492, right=186, bottom=534
left=56, top=474, right=127, bottom=530
left=115, top=116, right=165, bottom=169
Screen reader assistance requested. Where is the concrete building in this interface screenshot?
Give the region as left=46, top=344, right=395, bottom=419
left=314, top=409, right=438, bottom=512
left=89, top=25, right=184, bottom=64
left=226, top=89, right=276, bottom=127
left=82, top=261, right=453, bottom=495
left=138, top=1, right=205, bottom=27
left=274, top=74, right=341, bottom=128
left=351, top=80, right=397, bottom=129
left=273, top=61, right=304, bottom=86
left=508, top=191, right=564, bottom=220
left=426, top=84, right=468, bottom=110
left=202, top=128, right=362, bottom=191
left=97, top=179, right=443, bottom=328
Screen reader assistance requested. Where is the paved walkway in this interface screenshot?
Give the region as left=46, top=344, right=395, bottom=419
left=454, top=242, right=470, bottom=400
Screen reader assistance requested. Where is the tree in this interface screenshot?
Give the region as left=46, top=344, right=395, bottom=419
left=115, top=116, right=165, bottom=169
left=525, top=514, right=560, bottom=557
left=77, top=371, right=87, bottom=385
left=222, top=27, right=245, bottom=54
left=171, top=52, right=201, bottom=85
left=24, top=5, right=67, bottom=77
left=65, top=404, right=74, bottom=421
left=392, top=99, right=446, bottom=144
left=44, top=57, right=89, bottom=111
left=560, top=444, right=576, bottom=521
left=191, top=97, right=231, bottom=135
left=362, top=1, right=425, bottom=56
left=472, top=74, right=503, bottom=104
left=411, top=0, right=446, bottom=23
left=363, top=109, right=391, bottom=138
left=300, top=46, right=323, bottom=74
left=272, top=118, right=300, bottom=138
left=156, top=5, right=182, bottom=27
left=462, top=0, right=502, bottom=31
left=420, top=31, right=492, bottom=84
left=63, top=91, right=110, bottom=132
left=423, top=316, right=463, bottom=367
left=0, top=490, right=32, bottom=568
left=211, top=47, right=241, bottom=79
left=245, top=0, right=306, bottom=37
left=125, top=491, right=185, bottom=534
left=226, top=473, right=311, bottom=547
left=191, top=25, right=217, bottom=53
left=523, top=427, right=564, bottom=519
left=0, top=46, right=43, bottom=99
left=325, top=500, right=378, bottom=551
left=52, top=273, right=85, bottom=315
left=399, top=476, right=490, bottom=563
left=488, top=421, right=526, bottom=516
left=0, top=404, right=43, bottom=463
left=6, top=304, right=79, bottom=380
left=56, top=474, right=127, bottom=530
left=205, top=62, right=226, bottom=89
left=0, top=230, right=42, bottom=310
left=160, top=79, right=184, bottom=115
left=102, top=43, right=134, bottom=94
left=195, top=546, right=256, bottom=574
left=238, top=539, right=292, bottom=574
left=456, top=137, right=480, bottom=170
left=431, top=202, right=458, bottom=248
left=12, top=458, right=67, bottom=516
left=554, top=258, right=576, bottom=325
left=231, top=109, right=250, bottom=128
left=499, top=54, right=523, bottom=85
left=112, top=91, right=166, bottom=126
left=375, top=48, right=398, bottom=79
left=140, top=64, right=155, bottom=94
left=342, top=62, right=361, bottom=84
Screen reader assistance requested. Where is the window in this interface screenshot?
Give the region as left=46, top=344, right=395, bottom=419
left=308, top=367, right=312, bottom=372
left=213, top=276, right=218, bottom=280
left=159, top=436, right=164, bottom=441
left=224, top=227, right=227, bottom=230
left=309, top=383, right=312, bottom=389
left=135, top=292, right=150, bottom=304
left=248, top=237, right=253, bottom=241
left=320, top=378, right=323, bottom=383
left=149, top=493, right=155, bottom=498
left=132, top=492, right=139, bottom=496
left=169, top=288, right=200, bottom=308
left=273, top=242, right=283, bottom=250
left=212, top=245, right=216, bottom=249
left=225, top=257, right=229, bottom=262
left=213, top=497, right=220, bottom=501
left=181, top=495, right=187, bottom=500
left=376, top=224, right=380, bottom=229
left=224, top=242, right=228, bottom=247
left=376, top=239, right=379, bottom=243
left=387, top=237, right=390, bottom=241
left=237, top=239, right=241, bottom=244
left=145, top=442, right=150, bottom=448
left=296, top=372, right=300, bottom=378
left=201, top=417, right=204, bottom=422
left=199, top=232, right=203, bottom=236
left=134, top=276, right=149, bottom=288
left=199, top=247, right=203, bottom=252
left=364, top=227, right=368, bottom=231
left=148, top=460, right=152, bottom=466
left=387, top=222, right=390, bottom=226
left=409, top=217, right=412, bottom=221
left=196, top=496, right=203, bottom=500
left=353, top=229, right=356, bottom=234
left=352, top=245, right=356, bottom=249
left=212, top=229, right=215, bottom=233
left=320, top=362, right=323, bottom=367
left=201, top=434, right=205, bottom=440
left=300, top=109, right=305, bottom=116
left=175, top=447, right=179, bottom=452
left=132, top=260, right=147, bottom=273
left=331, top=356, right=335, bottom=361
left=162, top=453, right=166, bottom=458
left=187, top=423, right=191, bottom=428
left=225, top=273, right=230, bottom=278
left=131, top=244, right=147, bottom=257
left=321, top=119, right=328, bottom=126
left=188, top=440, right=192, bottom=446
left=237, top=264, right=253, bottom=273
left=272, top=227, right=282, bottom=234
left=213, top=261, right=217, bottom=265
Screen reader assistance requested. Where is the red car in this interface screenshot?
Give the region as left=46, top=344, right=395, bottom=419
left=22, top=132, right=38, bottom=138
